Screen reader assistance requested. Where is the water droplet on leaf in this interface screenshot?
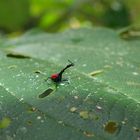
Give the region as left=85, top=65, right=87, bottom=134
left=83, top=131, right=94, bottom=137
left=70, top=107, right=77, bottom=113
left=96, top=105, right=102, bottom=111
left=37, top=116, right=41, bottom=120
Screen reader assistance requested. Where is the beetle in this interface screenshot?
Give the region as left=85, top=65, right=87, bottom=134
left=49, top=60, right=74, bottom=84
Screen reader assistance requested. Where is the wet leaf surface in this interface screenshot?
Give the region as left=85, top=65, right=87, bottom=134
left=0, top=27, right=140, bottom=140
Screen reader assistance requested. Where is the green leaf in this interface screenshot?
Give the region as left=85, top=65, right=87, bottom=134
left=0, top=86, right=88, bottom=140
left=0, top=0, right=30, bottom=31
left=0, top=27, right=140, bottom=140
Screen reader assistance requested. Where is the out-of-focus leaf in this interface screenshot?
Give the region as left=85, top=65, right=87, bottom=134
left=0, top=0, right=30, bottom=31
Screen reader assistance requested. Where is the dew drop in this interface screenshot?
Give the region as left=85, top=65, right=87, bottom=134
left=121, top=118, right=128, bottom=125
left=70, top=107, right=77, bottom=113
left=78, top=77, right=81, bottom=80
left=83, top=131, right=94, bottom=137
left=96, top=105, right=102, bottom=110
left=82, top=64, right=87, bottom=67
left=37, top=116, right=41, bottom=120
left=74, top=96, right=78, bottom=99
left=132, top=72, right=138, bottom=76
left=19, top=98, right=24, bottom=102
left=16, top=74, right=21, bottom=77
left=58, top=120, right=63, bottom=124
left=6, top=88, right=9, bottom=91
left=60, top=83, right=65, bottom=86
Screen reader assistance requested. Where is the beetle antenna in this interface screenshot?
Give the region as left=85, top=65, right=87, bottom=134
left=68, top=59, right=74, bottom=66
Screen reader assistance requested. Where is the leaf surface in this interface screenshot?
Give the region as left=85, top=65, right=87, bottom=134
left=0, top=28, right=140, bottom=140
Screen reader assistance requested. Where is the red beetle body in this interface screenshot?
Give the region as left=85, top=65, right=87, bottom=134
left=51, top=74, right=59, bottom=80
left=50, top=73, right=60, bottom=82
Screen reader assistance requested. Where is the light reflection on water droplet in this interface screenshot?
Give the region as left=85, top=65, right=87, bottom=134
left=82, top=64, right=87, bottom=67
left=37, top=116, right=41, bottom=120
left=16, top=74, right=21, bottom=77
left=96, top=105, right=102, bottom=110
left=58, top=120, right=63, bottom=124
left=19, top=98, right=24, bottom=101
left=60, top=83, right=65, bottom=86
left=70, top=107, right=77, bottom=112
left=6, top=88, right=9, bottom=91
left=78, top=77, right=81, bottom=80
left=74, top=96, right=78, bottom=99
left=132, top=72, right=138, bottom=76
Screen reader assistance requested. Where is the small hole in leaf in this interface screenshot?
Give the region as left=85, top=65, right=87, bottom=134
left=34, top=71, right=41, bottom=74
left=8, top=65, right=17, bottom=69
left=104, top=121, right=118, bottom=134
left=27, top=120, right=32, bottom=125
left=6, top=53, right=30, bottom=59
left=133, top=127, right=140, bottom=132
left=39, top=88, right=54, bottom=98
left=89, top=70, right=103, bottom=77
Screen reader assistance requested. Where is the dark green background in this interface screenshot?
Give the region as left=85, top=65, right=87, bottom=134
left=0, top=0, right=140, bottom=33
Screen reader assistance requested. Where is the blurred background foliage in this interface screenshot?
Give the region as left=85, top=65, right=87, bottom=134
left=0, top=0, right=140, bottom=34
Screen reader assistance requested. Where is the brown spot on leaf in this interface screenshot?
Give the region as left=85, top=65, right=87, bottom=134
left=104, top=121, right=118, bottom=134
